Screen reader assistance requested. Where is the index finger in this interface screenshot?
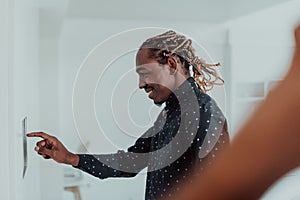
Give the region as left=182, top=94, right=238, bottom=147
left=26, top=132, right=52, bottom=139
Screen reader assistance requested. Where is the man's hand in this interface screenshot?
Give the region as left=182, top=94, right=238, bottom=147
left=27, top=132, right=79, bottom=166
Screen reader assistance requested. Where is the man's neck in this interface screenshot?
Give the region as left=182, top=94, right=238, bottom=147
left=174, top=74, right=191, bottom=90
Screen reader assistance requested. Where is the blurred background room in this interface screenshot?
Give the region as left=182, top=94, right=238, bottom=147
left=1, top=0, right=300, bottom=199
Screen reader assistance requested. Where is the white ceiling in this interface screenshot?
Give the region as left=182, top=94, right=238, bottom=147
left=39, top=0, right=293, bottom=39
left=66, top=0, right=291, bottom=22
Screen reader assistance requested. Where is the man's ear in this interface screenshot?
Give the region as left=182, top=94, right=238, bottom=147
left=167, top=57, right=177, bottom=74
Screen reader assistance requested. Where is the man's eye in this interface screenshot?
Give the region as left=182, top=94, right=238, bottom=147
left=141, top=73, right=149, bottom=78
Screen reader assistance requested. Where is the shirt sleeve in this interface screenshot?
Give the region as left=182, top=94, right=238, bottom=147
left=73, top=127, right=155, bottom=179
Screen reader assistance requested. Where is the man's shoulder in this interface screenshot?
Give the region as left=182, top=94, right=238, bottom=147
left=193, top=88, right=213, bottom=105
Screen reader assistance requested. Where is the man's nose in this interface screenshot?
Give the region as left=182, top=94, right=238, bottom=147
left=139, top=77, right=146, bottom=89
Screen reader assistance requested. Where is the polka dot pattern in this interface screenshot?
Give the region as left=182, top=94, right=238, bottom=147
left=74, top=77, right=230, bottom=200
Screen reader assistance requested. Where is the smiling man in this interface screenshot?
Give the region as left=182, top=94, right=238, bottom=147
left=28, top=30, right=229, bottom=200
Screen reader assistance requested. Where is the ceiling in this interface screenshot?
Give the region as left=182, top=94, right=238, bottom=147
left=39, top=0, right=293, bottom=39
left=66, top=0, right=291, bottom=22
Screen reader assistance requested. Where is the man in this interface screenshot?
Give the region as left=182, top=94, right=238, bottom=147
left=28, top=30, right=229, bottom=200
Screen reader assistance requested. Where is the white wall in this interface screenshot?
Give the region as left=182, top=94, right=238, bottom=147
left=227, top=0, right=300, bottom=135
left=9, top=0, right=41, bottom=200
left=0, top=0, right=50, bottom=199
left=39, top=38, right=64, bottom=200
left=0, top=0, right=11, bottom=199
left=1, top=3, right=65, bottom=197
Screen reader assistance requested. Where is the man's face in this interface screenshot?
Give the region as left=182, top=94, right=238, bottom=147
left=136, top=49, right=175, bottom=105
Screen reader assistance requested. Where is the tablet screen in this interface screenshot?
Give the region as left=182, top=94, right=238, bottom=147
left=22, top=116, right=27, bottom=179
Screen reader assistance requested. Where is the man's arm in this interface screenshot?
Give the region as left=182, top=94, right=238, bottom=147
left=73, top=133, right=153, bottom=179
left=27, top=125, right=155, bottom=179
left=74, top=110, right=170, bottom=179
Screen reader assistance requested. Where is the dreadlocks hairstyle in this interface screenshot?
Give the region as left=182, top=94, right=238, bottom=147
left=139, top=30, right=224, bottom=93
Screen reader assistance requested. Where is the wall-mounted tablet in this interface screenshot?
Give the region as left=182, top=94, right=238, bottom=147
left=22, top=116, right=27, bottom=179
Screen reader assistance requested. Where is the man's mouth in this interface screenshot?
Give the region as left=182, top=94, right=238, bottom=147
left=145, top=87, right=155, bottom=99
left=145, top=87, right=153, bottom=93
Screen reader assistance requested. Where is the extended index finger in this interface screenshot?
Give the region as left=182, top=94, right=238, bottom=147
left=26, top=132, right=52, bottom=139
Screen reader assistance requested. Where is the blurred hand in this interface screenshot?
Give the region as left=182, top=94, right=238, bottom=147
left=27, top=132, right=79, bottom=166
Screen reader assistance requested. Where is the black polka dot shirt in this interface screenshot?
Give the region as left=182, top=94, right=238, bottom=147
left=74, top=77, right=229, bottom=200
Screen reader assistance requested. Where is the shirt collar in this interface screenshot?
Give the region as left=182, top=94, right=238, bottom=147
left=165, top=77, right=198, bottom=111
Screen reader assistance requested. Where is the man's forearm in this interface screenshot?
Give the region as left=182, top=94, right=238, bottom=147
left=65, top=152, right=80, bottom=166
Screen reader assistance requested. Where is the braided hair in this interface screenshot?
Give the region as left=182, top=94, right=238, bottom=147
left=139, top=30, right=224, bottom=93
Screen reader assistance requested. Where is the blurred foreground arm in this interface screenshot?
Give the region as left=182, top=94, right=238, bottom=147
left=165, top=25, right=300, bottom=200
